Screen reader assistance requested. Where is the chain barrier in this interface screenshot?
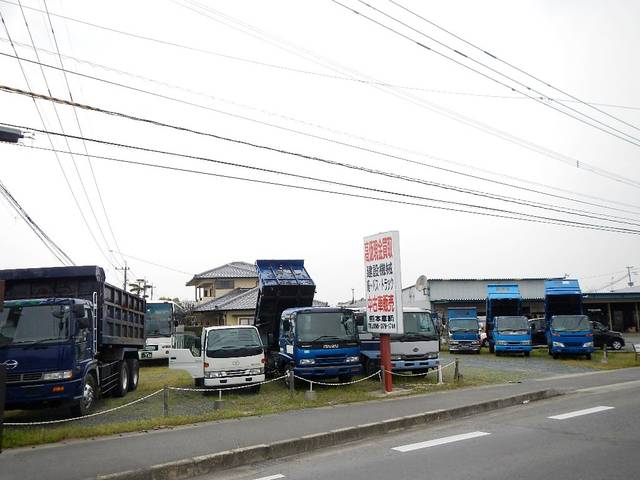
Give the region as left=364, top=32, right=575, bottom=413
left=168, top=375, right=287, bottom=392
left=4, top=388, right=164, bottom=426
left=293, top=370, right=382, bottom=386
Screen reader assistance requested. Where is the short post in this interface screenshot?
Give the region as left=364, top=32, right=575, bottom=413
left=288, top=362, right=295, bottom=396
left=214, top=389, right=225, bottom=410
left=601, top=345, right=608, bottom=364
left=163, top=384, right=169, bottom=417
left=437, top=363, right=443, bottom=385
left=304, top=379, right=317, bottom=401
left=454, top=357, right=461, bottom=383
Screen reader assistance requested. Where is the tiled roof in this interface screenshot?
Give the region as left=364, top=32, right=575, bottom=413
left=194, top=288, right=258, bottom=312
left=186, top=261, right=257, bottom=286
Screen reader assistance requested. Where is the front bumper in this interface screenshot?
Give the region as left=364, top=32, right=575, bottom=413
left=5, top=378, right=83, bottom=409
left=204, top=374, right=265, bottom=387
left=448, top=344, right=480, bottom=352
left=295, top=364, right=362, bottom=378
left=551, top=346, right=594, bottom=355
left=391, top=358, right=439, bottom=371
left=495, top=345, right=532, bottom=353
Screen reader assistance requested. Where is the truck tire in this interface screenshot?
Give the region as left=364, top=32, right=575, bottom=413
left=70, top=373, right=97, bottom=417
left=586, top=353, right=592, bottom=360
left=249, top=384, right=261, bottom=394
left=488, top=344, right=494, bottom=354
left=524, top=351, right=530, bottom=357
left=113, top=361, right=130, bottom=398
left=127, top=358, right=140, bottom=391
left=552, top=353, right=559, bottom=359
left=338, top=375, right=353, bottom=384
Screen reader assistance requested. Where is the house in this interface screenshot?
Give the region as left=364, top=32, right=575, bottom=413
left=186, top=261, right=329, bottom=326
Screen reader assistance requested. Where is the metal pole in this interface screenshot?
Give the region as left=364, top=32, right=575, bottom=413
left=289, top=362, right=295, bottom=396
left=437, top=363, right=443, bottom=384
left=380, top=333, right=392, bottom=393
left=454, top=357, right=460, bottom=383
left=163, top=384, right=169, bottom=417
left=601, top=345, right=608, bottom=364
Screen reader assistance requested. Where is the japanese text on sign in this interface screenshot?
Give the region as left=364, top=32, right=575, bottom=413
left=363, top=231, right=403, bottom=334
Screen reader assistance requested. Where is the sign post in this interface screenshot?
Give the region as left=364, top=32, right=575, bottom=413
left=364, top=231, right=403, bottom=393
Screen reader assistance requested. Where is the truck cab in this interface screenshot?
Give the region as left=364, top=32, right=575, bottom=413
left=447, top=307, right=481, bottom=353
left=170, top=325, right=265, bottom=393
left=492, top=316, right=532, bottom=356
left=139, top=301, right=183, bottom=362
left=357, top=307, right=439, bottom=375
left=279, top=307, right=361, bottom=382
left=544, top=279, right=594, bottom=359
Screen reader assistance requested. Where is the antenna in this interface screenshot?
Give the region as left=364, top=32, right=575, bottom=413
left=415, top=275, right=428, bottom=292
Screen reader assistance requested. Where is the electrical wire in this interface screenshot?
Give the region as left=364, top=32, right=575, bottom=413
left=0, top=177, right=75, bottom=265
left=110, top=250, right=194, bottom=276
left=2, top=84, right=640, bottom=230
left=6, top=0, right=637, bottom=190
left=386, top=0, right=640, bottom=132
left=336, top=0, right=640, bottom=148
left=41, top=0, right=126, bottom=268
left=3, top=125, right=640, bottom=235
left=2, top=49, right=639, bottom=217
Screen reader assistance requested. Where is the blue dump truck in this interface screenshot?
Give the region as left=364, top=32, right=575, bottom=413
left=447, top=307, right=481, bottom=354
left=254, top=260, right=361, bottom=382
left=545, top=279, right=594, bottom=360
left=486, top=284, right=532, bottom=356
left=0, top=266, right=145, bottom=416
left=356, top=307, right=439, bottom=375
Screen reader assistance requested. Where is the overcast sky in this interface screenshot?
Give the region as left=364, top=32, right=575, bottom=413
left=1, top=0, right=639, bottom=303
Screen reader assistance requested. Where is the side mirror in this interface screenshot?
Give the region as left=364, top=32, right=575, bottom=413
left=282, top=319, right=291, bottom=332
left=72, top=304, right=85, bottom=318
left=174, top=320, right=179, bottom=327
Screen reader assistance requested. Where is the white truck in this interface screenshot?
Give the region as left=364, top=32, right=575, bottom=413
left=169, top=325, right=265, bottom=393
left=139, top=301, right=184, bottom=362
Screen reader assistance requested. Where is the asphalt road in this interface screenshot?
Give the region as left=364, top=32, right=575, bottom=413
left=2, top=367, right=639, bottom=480
left=210, top=380, right=640, bottom=480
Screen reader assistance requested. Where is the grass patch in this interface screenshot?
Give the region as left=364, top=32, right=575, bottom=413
left=529, top=348, right=639, bottom=370
left=3, top=365, right=516, bottom=449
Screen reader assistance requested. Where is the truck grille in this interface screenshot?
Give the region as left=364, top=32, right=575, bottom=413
left=315, top=355, right=347, bottom=365
left=6, top=372, right=43, bottom=383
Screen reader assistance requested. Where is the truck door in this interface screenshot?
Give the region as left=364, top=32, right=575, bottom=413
left=169, top=332, right=203, bottom=379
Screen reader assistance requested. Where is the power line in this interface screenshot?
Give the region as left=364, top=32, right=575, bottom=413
left=3, top=124, right=640, bottom=235
left=0, top=177, right=75, bottom=265
left=335, top=0, right=640, bottom=148
left=173, top=0, right=640, bottom=190
left=386, top=0, right=640, bottom=135
left=6, top=0, right=638, bottom=191
left=111, top=250, right=194, bottom=276
left=3, top=84, right=640, bottom=230
left=11, top=1, right=122, bottom=273
left=41, top=0, right=126, bottom=268
left=3, top=49, right=639, bottom=217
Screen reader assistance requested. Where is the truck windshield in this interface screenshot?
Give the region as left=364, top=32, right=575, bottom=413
left=496, top=316, right=529, bottom=332
left=448, top=318, right=479, bottom=332
left=296, top=312, right=357, bottom=342
left=551, top=315, right=591, bottom=332
left=145, top=303, right=173, bottom=337
left=206, top=328, right=262, bottom=358
left=399, top=312, right=437, bottom=338
left=0, top=304, right=71, bottom=346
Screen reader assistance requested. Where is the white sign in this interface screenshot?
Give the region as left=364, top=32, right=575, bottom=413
left=364, top=230, right=403, bottom=334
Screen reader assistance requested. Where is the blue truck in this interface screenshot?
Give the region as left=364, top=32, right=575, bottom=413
left=254, top=260, right=361, bottom=382
left=356, top=307, right=440, bottom=375
left=545, top=279, right=594, bottom=360
left=486, top=284, right=532, bottom=356
left=447, top=307, right=481, bottom=353
left=0, top=266, right=145, bottom=416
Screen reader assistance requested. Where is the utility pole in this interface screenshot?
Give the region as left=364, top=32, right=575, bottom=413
left=116, top=261, right=130, bottom=291
left=626, top=266, right=635, bottom=287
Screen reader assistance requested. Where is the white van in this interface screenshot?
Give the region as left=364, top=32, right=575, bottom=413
left=169, top=325, right=265, bottom=393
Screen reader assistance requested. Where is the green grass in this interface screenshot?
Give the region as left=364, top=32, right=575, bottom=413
left=528, top=348, right=639, bottom=369
left=3, top=365, right=515, bottom=449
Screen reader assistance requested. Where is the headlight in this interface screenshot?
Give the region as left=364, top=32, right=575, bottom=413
left=346, top=356, right=360, bottom=363
left=299, top=358, right=315, bottom=366
left=522, top=340, right=531, bottom=345
left=246, top=368, right=263, bottom=375
left=427, top=353, right=439, bottom=359
left=496, top=341, right=507, bottom=345
left=583, top=342, right=593, bottom=348
left=552, top=341, right=565, bottom=348
left=471, top=341, right=480, bottom=345
left=205, top=371, right=227, bottom=378
left=43, top=370, right=73, bottom=381
left=449, top=341, right=459, bottom=345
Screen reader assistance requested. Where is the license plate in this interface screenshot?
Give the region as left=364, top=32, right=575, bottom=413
left=140, top=352, right=152, bottom=359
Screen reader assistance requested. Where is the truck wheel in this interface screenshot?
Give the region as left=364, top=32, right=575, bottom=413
left=611, top=340, right=623, bottom=351
left=552, top=353, right=559, bottom=359
left=586, top=353, right=592, bottom=360
left=488, top=344, right=494, bottom=354
left=71, top=374, right=97, bottom=417
left=195, top=378, right=204, bottom=388
left=338, top=375, right=353, bottom=384
left=127, top=358, right=140, bottom=391
left=249, top=384, right=261, bottom=394
left=113, top=361, right=130, bottom=398
left=524, top=351, right=530, bottom=357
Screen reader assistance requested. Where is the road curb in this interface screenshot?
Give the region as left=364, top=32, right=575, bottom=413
left=96, top=389, right=561, bottom=480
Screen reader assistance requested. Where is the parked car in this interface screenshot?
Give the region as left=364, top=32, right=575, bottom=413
left=591, top=321, right=625, bottom=350
left=527, top=317, right=547, bottom=346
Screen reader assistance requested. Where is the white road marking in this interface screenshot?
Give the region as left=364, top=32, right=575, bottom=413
left=253, top=475, right=284, bottom=480
left=548, top=406, right=615, bottom=420
left=392, top=431, right=491, bottom=453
